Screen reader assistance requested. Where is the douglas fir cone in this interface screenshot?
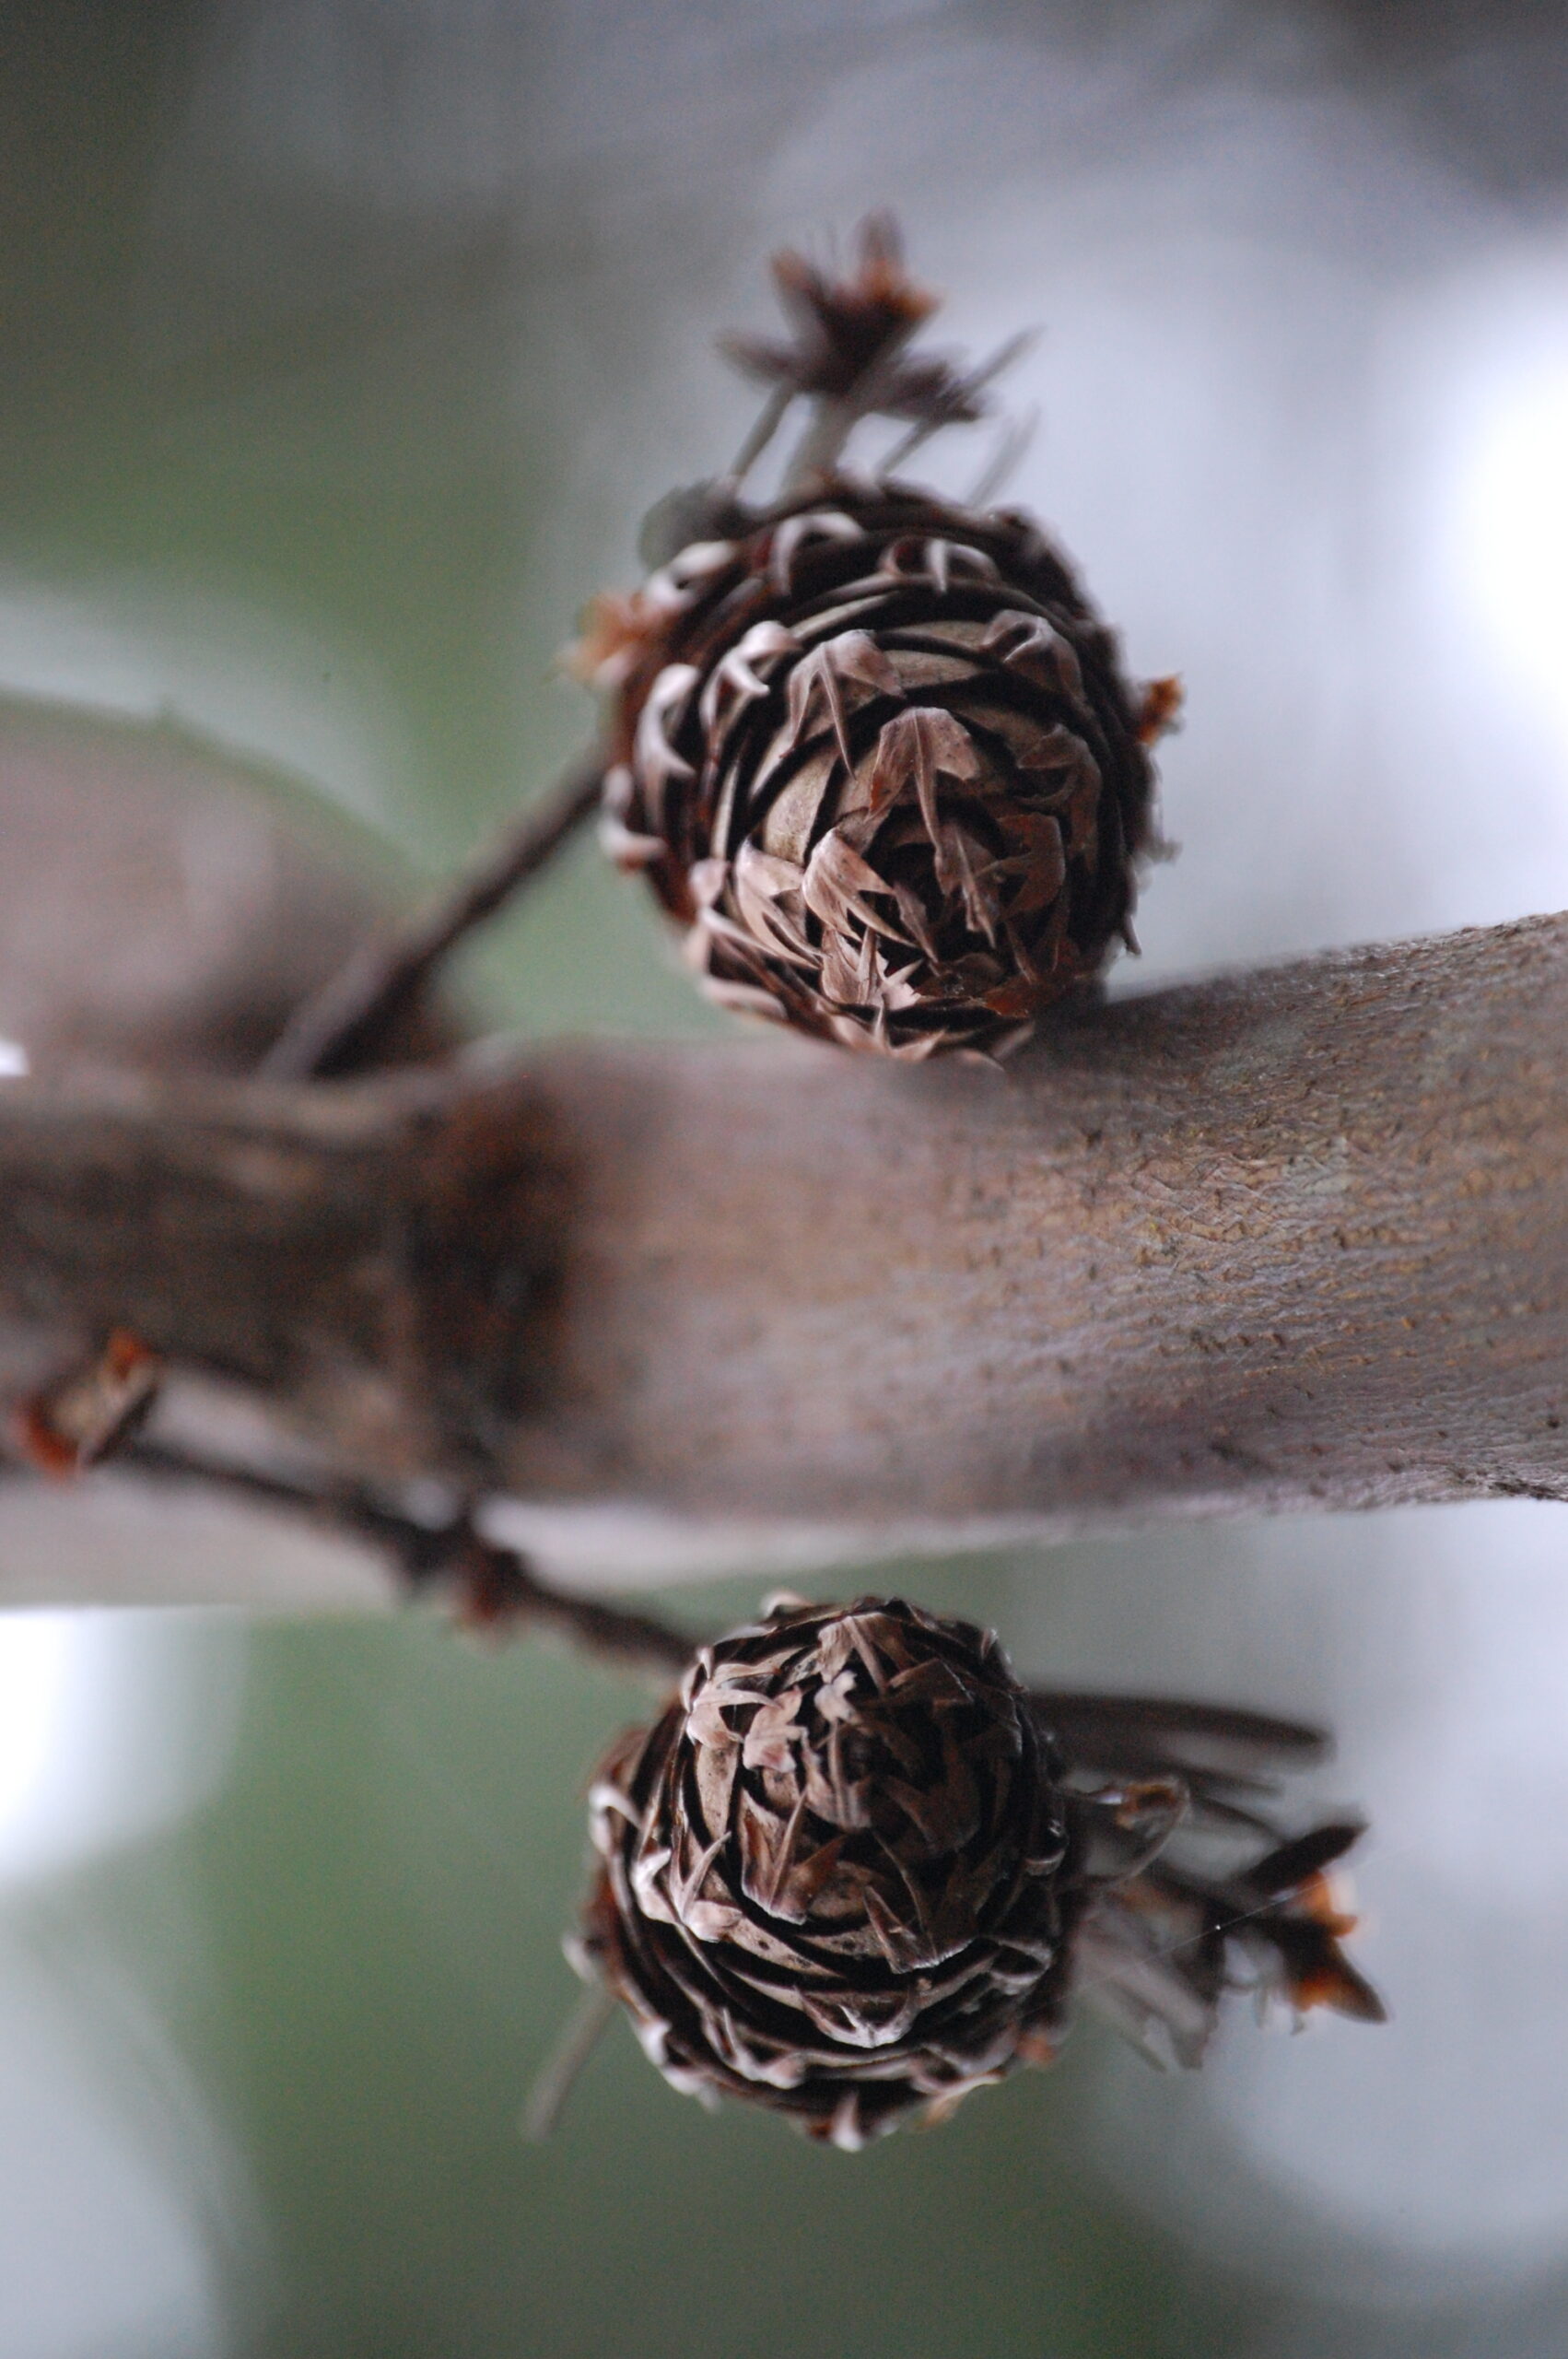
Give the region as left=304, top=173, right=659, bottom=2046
left=570, top=1596, right=1382, bottom=2149
left=579, top=217, right=1179, bottom=1059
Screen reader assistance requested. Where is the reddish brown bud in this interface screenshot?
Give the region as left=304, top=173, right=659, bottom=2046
left=16, top=1328, right=163, bottom=1478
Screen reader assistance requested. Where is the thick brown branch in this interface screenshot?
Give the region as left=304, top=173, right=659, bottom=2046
left=4, top=911, right=1568, bottom=1547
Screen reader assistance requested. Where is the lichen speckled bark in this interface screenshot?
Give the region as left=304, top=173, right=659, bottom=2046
left=2, top=910, right=1566, bottom=1541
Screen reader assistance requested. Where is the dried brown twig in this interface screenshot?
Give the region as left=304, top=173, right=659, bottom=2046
left=104, top=1438, right=696, bottom=1673
left=259, top=749, right=605, bottom=1082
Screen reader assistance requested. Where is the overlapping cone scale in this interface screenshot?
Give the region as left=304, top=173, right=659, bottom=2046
left=598, top=482, right=1164, bottom=1059
left=578, top=1597, right=1074, bottom=2148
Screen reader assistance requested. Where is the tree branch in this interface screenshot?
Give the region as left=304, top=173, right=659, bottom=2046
left=113, top=1439, right=695, bottom=1672
left=3, top=910, right=1567, bottom=1568
left=258, top=752, right=604, bottom=1080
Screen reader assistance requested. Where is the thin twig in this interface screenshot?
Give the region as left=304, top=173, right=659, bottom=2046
left=260, top=749, right=606, bottom=1081
left=110, top=1438, right=696, bottom=1677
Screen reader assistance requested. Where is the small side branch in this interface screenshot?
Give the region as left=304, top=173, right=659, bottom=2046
left=260, top=751, right=604, bottom=1081
left=111, top=1439, right=695, bottom=1675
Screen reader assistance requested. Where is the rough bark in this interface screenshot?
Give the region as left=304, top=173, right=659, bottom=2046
left=3, top=911, right=1566, bottom=1565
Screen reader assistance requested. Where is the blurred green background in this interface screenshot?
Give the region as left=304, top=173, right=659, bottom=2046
left=8, top=4, right=1568, bottom=2353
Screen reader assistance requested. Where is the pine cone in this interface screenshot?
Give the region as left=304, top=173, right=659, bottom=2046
left=574, top=1598, right=1380, bottom=2148
left=582, top=220, right=1176, bottom=1060
left=597, top=487, right=1165, bottom=1060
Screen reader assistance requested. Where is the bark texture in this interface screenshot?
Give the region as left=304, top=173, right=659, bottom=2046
left=3, top=910, right=1567, bottom=1537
